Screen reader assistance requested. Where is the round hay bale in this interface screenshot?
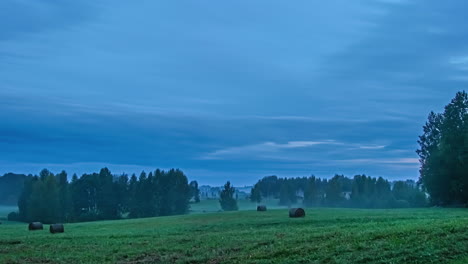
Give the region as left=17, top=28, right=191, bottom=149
left=50, top=224, right=64, bottom=234
left=289, top=208, right=306, bottom=218
left=28, top=222, right=43, bottom=231
left=257, top=205, right=267, bottom=211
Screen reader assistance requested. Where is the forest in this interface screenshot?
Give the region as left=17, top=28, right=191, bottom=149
left=250, top=175, right=427, bottom=208
left=5, top=168, right=199, bottom=224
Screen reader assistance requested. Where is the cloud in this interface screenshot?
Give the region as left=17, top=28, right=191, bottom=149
left=334, top=158, right=419, bottom=165
left=4, top=0, right=465, bottom=184
left=202, top=140, right=390, bottom=161
left=202, top=141, right=338, bottom=160
left=358, top=145, right=386, bottom=150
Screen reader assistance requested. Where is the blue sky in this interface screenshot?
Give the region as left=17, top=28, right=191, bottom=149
left=1, top=0, right=468, bottom=185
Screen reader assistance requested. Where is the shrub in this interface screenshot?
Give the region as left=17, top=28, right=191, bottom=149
left=7, top=212, right=19, bottom=221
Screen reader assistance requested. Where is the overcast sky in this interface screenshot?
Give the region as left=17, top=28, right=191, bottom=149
left=1, top=0, right=468, bottom=185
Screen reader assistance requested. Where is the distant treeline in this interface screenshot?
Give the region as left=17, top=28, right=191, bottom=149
left=250, top=175, right=427, bottom=208
left=7, top=168, right=200, bottom=224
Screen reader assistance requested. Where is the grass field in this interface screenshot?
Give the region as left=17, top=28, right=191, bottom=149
left=1, top=206, right=467, bottom=264
left=189, top=199, right=291, bottom=213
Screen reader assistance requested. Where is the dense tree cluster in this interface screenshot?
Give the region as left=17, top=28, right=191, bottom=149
left=250, top=175, right=427, bottom=208
left=417, top=91, right=468, bottom=206
left=10, top=168, right=195, bottom=223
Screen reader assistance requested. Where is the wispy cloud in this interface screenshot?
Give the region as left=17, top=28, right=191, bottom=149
left=201, top=140, right=389, bottom=161
left=334, top=158, right=419, bottom=165
left=201, top=140, right=340, bottom=160
left=358, top=145, right=386, bottom=150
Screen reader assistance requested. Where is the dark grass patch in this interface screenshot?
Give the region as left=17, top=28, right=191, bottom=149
left=0, top=240, right=22, bottom=245
left=5, top=258, right=56, bottom=264
left=118, top=253, right=161, bottom=264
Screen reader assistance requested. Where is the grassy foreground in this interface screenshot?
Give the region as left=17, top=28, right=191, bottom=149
left=1, top=208, right=467, bottom=264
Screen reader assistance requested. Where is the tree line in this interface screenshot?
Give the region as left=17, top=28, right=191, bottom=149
left=8, top=168, right=200, bottom=223
left=250, top=175, right=427, bottom=208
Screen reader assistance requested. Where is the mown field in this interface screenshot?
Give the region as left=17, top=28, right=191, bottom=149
left=189, top=199, right=290, bottom=213
left=1, top=206, right=467, bottom=264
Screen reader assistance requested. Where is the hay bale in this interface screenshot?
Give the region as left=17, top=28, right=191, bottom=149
left=50, top=224, right=64, bottom=234
left=28, top=222, right=43, bottom=231
left=257, top=205, right=267, bottom=211
left=289, top=208, right=306, bottom=218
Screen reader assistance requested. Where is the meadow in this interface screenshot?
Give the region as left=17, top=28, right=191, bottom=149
left=0, top=204, right=467, bottom=264
left=189, top=199, right=291, bottom=213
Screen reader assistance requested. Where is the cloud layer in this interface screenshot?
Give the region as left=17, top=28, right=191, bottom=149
left=1, top=0, right=467, bottom=184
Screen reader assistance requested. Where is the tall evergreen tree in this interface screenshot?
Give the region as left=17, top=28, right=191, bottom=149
left=97, top=168, right=120, bottom=219
left=304, top=177, right=319, bottom=207
left=56, top=170, right=71, bottom=222
left=219, top=181, right=238, bottom=211
left=325, top=175, right=344, bottom=207
left=42, top=173, right=60, bottom=223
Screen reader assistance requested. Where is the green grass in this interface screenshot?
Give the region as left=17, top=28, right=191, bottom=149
left=189, top=199, right=293, bottom=213
left=1, top=207, right=467, bottom=264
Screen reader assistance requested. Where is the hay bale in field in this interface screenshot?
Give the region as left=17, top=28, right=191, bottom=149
left=50, top=224, right=64, bottom=234
left=28, top=222, right=43, bottom=231
left=289, top=208, right=305, bottom=218
left=257, top=205, right=267, bottom=211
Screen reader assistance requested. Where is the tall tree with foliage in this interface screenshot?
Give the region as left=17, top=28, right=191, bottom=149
left=304, top=177, right=319, bottom=207
left=170, top=169, right=191, bottom=215
left=325, top=175, right=347, bottom=207
left=97, top=168, right=120, bottom=219
left=189, top=180, right=201, bottom=203
left=279, top=180, right=297, bottom=206
left=250, top=184, right=262, bottom=203
left=219, top=181, right=238, bottom=211
left=417, top=91, right=468, bottom=205
left=56, top=170, right=71, bottom=222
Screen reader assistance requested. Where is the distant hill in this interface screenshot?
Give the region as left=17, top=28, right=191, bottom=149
left=0, top=173, right=26, bottom=205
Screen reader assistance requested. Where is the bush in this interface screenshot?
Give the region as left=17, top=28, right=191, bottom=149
left=7, top=212, right=19, bottom=221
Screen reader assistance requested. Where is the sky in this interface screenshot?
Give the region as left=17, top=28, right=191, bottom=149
left=1, top=0, right=468, bottom=185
